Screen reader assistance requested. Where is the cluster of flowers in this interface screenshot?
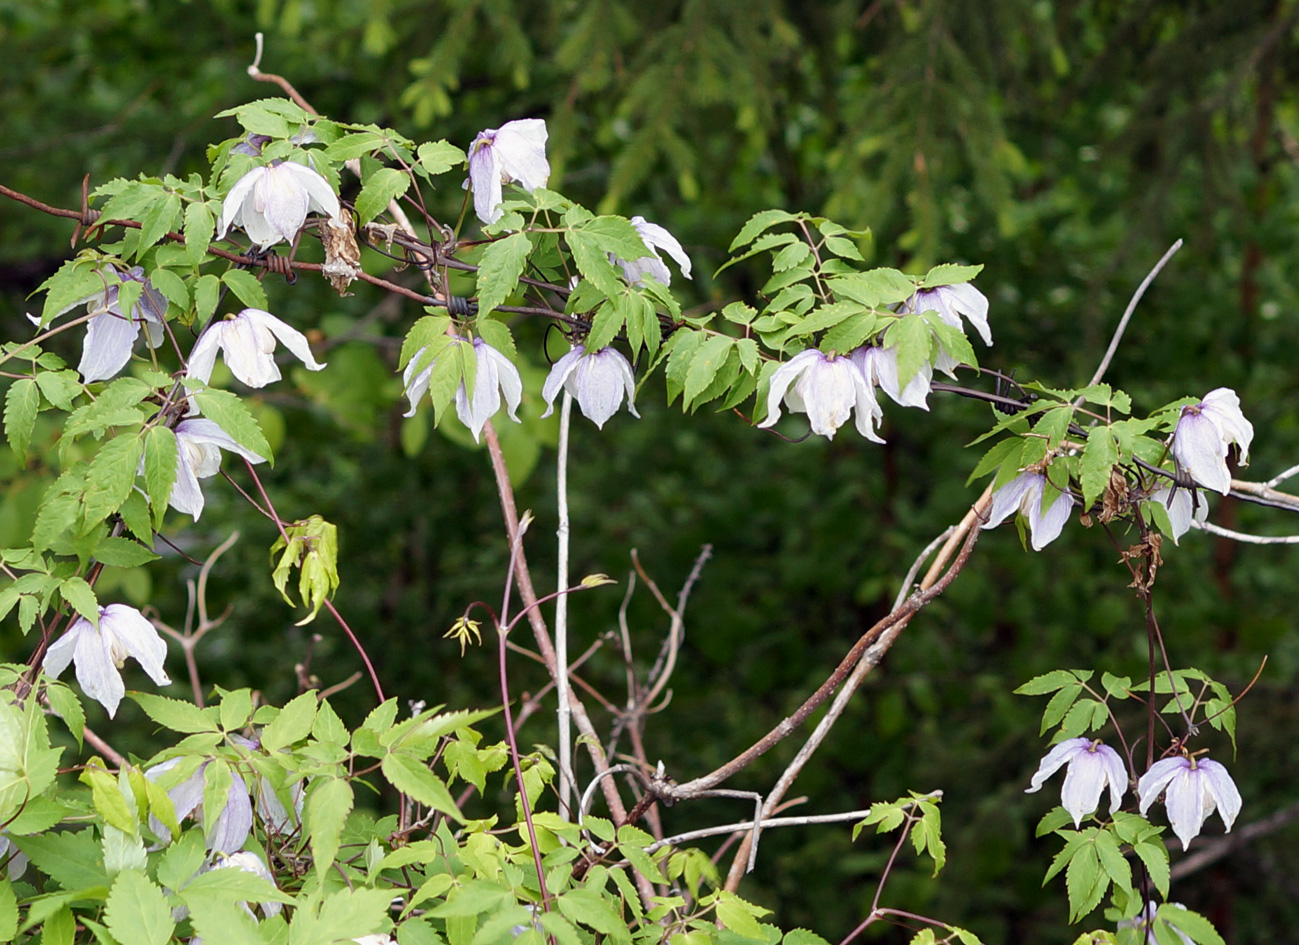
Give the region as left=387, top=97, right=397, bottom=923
left=1027, top=736, right=1241, bottom=851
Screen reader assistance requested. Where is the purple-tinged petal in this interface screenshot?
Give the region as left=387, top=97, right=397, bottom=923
left=540, top=347, right=586, bottom=418
left=208, top=772, right=254, bottom=854
left=984, top=472, right=1040, bottom=530
left=1025, top=737, right=1087, bottom=794
left=79, top=310, right=141, bottom=383
left=1197, top=759, right=1242, bottom=833
left=1028, top=488, right=1074, bottom=551
left=1137, top=757, right=1187, bottom=815
left=1172, top=410, right=1230, bottom=494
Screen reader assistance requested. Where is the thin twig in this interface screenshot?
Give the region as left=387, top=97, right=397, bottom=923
left=1082, top=239, right=1183, bottom=391
left=1191, top=519, right=1299, bottom=544
left=556, top=391, right=574, bottom=819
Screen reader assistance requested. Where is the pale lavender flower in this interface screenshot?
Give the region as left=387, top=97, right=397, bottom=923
left=900, top=283, right=991, bottom=376
left=540, top=345, right=640, bottom=429
left=216, top=161, right=342, bottom=250
left=43, top=604, right=170, bottom=718
left=29, top=266, right=166, bottom=383
left=188, top=308, right=325, bottom=388
left=849, top=345, right=932, bottom=410
left=758, top=349, right=884, bottom=441
left=403, top=338, right=522, bottom=442
left=210, top=852, right=283, bottom=917
left=146, top=758, right=254, bottom=854
left=167, top=418, right=267, bottom=520
left=467, top=119, right=550, bottom=225
left=983, top=470, right=1074, bottom=550
left=1170, top=388, right=1253, bottom=495
left=1148, top=485, right=1207, bottom=545
left=616, top=216, right=693, bottom=286
left=1025, top=737, right=1129, bottom=827
left=1138, top=754, right=1241, bottom=850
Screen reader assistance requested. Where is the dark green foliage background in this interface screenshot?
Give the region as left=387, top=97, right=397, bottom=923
left=3, top=1, right=1299, bottom=941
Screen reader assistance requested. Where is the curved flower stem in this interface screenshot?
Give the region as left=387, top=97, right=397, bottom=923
left=556, top=390, right=574, bottom=819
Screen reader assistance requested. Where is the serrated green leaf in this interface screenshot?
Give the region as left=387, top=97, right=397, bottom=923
left=187, top=895, right=267, bottom=945
left=322, top=130, right=390, bottom=162
left=128, top=693, right=219, bottom=733
left=194, top=274, right=220, bottom=324
left=58, top=577, right=98, bottom=627
left=1155, top=906, right=1224, bottom=945
left=189, top=388, right=272, bottom=460
left=714, top=892, right=769, bottom=941
left=4, top=379, right=38, bottom=462
left=1016, top=670, right=1085, bottom=696
left=683, top=335, right=734, bottom=408
left=221, top=269, right=269, bottom=311
left=476, top=233, right=532, bottom=318
left=104, top=870, right=174, bottom=945
left=382, top=753, right=462, bottom=821
left=34, top=370, right=81, bottom=411
left=306, top=777, right=354, bottom=877
left=884, top=314, right=933, bottom=389
left=147, top=268, right=187, bottom=316
left=261, top=690, right=319, bottom=752
left=143, top=425, right=178, bottom=528
left=417, top=140, right=466, bottom=175
left=1065, top=843, right=1106, bottom=921
left=356, top=166, right=413, bottom=225
left=728, top=210, right=799, bottom=252
left=1133, top=838, right=1170, bottom=898
left=137, top=193, right=181, bottom=256
left=185, top=201, right=216, bottom=267
left=919, top=264, right=984, bottom=288
left=567, top=230, right=625, bottom=298
left=1081, top=427, right=1120, bottom=509
left=82, top=433, right=144, bottom=530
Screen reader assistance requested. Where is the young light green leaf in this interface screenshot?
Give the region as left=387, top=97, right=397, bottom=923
left=729, top=209, right=800, bottom=252
left=919, top=263, right=984, bottom=288
left=58, top=577, right=99, bottom=628
left=189, top=388, right=272, bottom=461
left=194, top=273, right=221, bottom=325
left=82, top=433, right=145, bottom=530
left=306, top=776, right=354, bottom=877
left=184, top=201, right=216, bottom=267
left=128, top=693, right=220, bottom=734
left=137, top=193, right=182, bottom=257
left=683, top=335, right=735, bottom=408
left=1155, top=905, right=1225, bottom=945
left=417, top=140, right=467, bottom=175
left=221, top=269, right=269, bottom=311
left=261, top=690, right=319, bottom=752
left=381, top=754, right=462, bottom=821
left=356, top=166, right=413, bottom=225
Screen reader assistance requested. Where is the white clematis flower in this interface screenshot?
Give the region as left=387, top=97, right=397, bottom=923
left=29, top=266, right=167, bottom=383
left=167, top=418, right=267, bottom=520
left=540, top=345, right=641, bottom=429
left=1170, top=388, right=1253, bottom=496
left=758, top=349, right=884, bottom=441
left=467, top=119, right=550, bottom=225
left=616, top=216, right=693, bottom=286
left=188, top=308, right=326, bottom=388
left=900, top=283, right=991, bottom=376
left=146, top=758, right=253, bottom=854
left=983, top=470, right=1074, bottom=550
left=849, top=344, right=932, bottom=410
left=216, top=161, right=343, bottom=250
left=1025, top=737, right=1129, bottom=827
left=43, top=604, right=170, bottom=718
left=1148, top=484, right=1208, bottom=545
left=403, top=337, right=522, bottom=442
left=1137, top=754, right=1241, bottom=851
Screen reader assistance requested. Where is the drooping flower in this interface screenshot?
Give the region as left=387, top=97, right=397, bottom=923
left=1025, top=737, right=1129, bottom=827
left=467, top=119, right=550, bottom=225
left=403, top=337, right=522, bottom=442
left=540, top=345, right=640, bottom=429
left=849, top=345, right=932, bottom=410
left=43, top=604, right=170, bottom=718
left=167, top=418, right=268, bottom=520
left=758, top=349, right=884, bottom=441
left=146, top=757, right=253, bottom=854
left=29, top=266, right=167, bottom=383
left=1148, top=484, right=1208, bottom=545
left=983, top=470, right=1075, bottom=550
left=188, top=308, right=326, bottom=388
left=1137, top=754, right=1241, bottom=851
left=1170, top=388, right=1253, bottom=496
left=900, top=283, right=991, bottom=376
left=216, top=161, right=342, bottom=250
left=615, top=216, right=693, bottom=286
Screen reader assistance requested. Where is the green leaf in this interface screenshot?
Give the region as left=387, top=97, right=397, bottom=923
left=180, top=865, right=296, bottom=906
left=0, top=879, right=15, bottom=943
left=1064, top=843, right=1107, bottom=922
left=1081, top=427, right=1120, bottom=509
left=57, top=576, right=99, bottom=627
left=187, top=895, right=268, bottom=945
left=884, top=314, right=933, bottom=389
left=1016, top=670, right=1086, bottom=696
left=36, top=259, right=107, bottom=326
left=37, top=904, right=73, bottom=945
left=143, top=425, right=178, bottom=528
left=81, top=765, right=136, bottom=834
left=137, top=193, right=181, bottom=256
left=35, top=370, right=81, bottom=411
left=476, top=233, right=533, bottom=318
left=919, top=264, right=984, bottom=288
left=1155, top=905, right=1224, bottom=945
left=147, top=268, right=188, bottom=315
left=128, top=693, right=220, bottom=733
left=64, top=377, right=151, bottom=437
left=185, top=201, right=216, bottom=267
left=557, top=886, right=630, bottom=944
left=194, top=273, right=221, bottom=325
left=1133, top=838, right=1170, bottom=898
left=1092, top=829, right=1131, bottom=893
left=382, top=753, right=462, bottom=820
left=189, top=388, right=272, bottom=460
left=714, top=892, right=770, bottom=941
left=322, top=130, right=390, bottom=162
left=683, top=335, right=735, bottom=408
left=567, top=231, right=625, bottom=298
left=12, top=830, right=108, bottom=891
left=43, top=683, right=85, bottom=748
left=306, top=777, right=354, bottom=877
left=155, top=828, right=206, bottom=892
left=729, top=210, right=799, bottom=252
left=261, top=691, right=320, bottom=752
left=417, top=140, right=467, bottom=175
left=221, top=269, right=269, bottom=311
left=356, top=166, right=413, bottom=225
left=104, top=870, right=174, bottom=945
left=4, top=379, right=39, bottom=462
left=81, top=433, right=144, bottom=530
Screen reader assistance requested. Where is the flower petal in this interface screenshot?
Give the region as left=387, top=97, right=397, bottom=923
left=79, top=310, right=141, bottom=383
left=540, top=346, right=585, bottom=418
left=245, top=308, right=325, bottom=373
left=101, top=603, right=170, bottom=687
left=1197, top=758, right=1242, bottom=833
